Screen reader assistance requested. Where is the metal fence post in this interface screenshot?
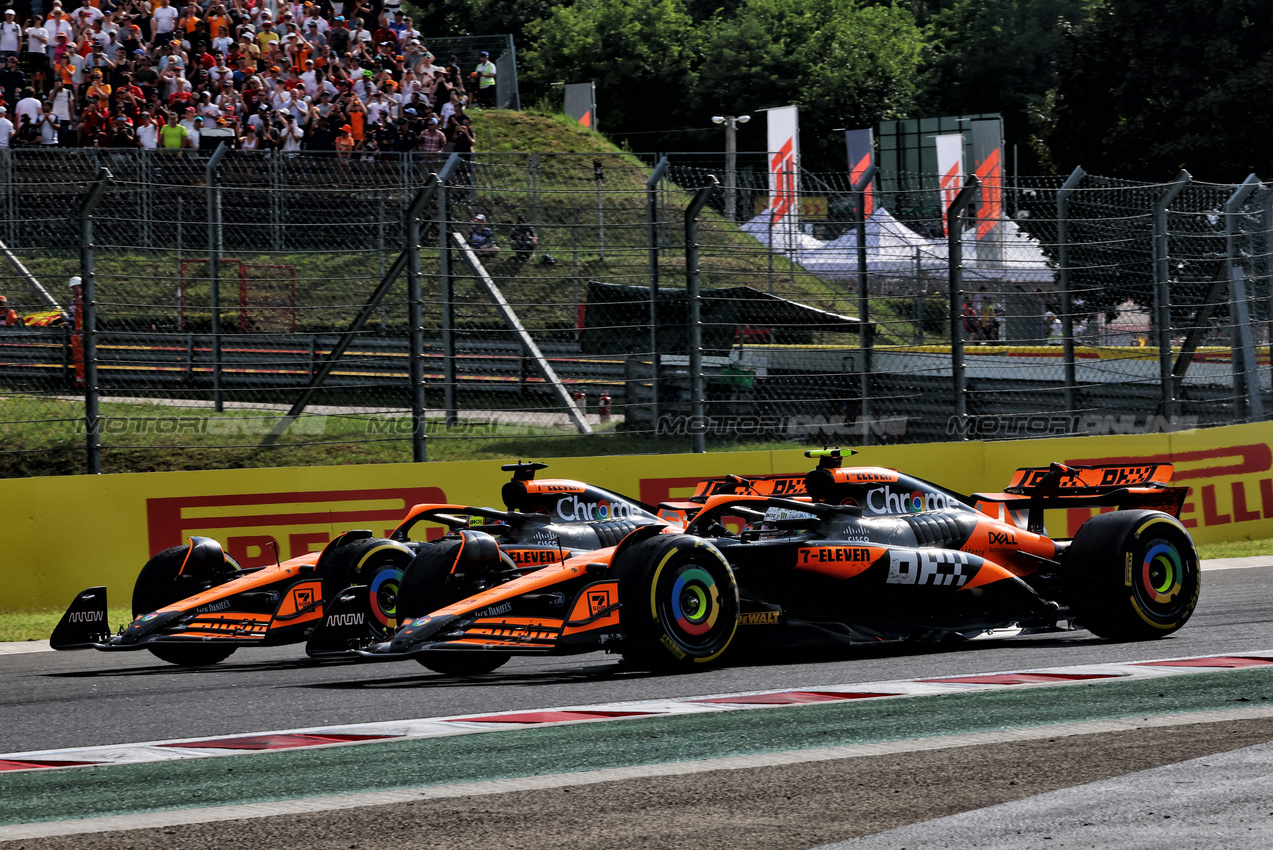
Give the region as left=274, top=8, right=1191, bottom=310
left=206, top=142, right=228, bottom=412
left=79, top=167, right=113, bottom=475
left=270, top=150, right=283, bottom=252
left=529, top=152, right=540, bottom=222
left=947, top=175, right=980, bottom=439
left=646, top=156, right=670, bottom=435
left=1264, top=191, right=1273, bottom=381
left=438, top=154, right=461, bottom=428
left=1056, top=166, right=1085, bottom=416
left=1, top=149, right=13, bottom=246
left=594, top=159, right=605, bottom=259
left=406, top=176, right=438, bottom=462
left=1153, top=170, right=1190, bottom=419
left=1225, top=174, right=1264, bottom=422
left=852, top=163, right=877, bottom=445
left=685, top=177, right=719, bottom=454
left=140, top=151, right=152, bottom=251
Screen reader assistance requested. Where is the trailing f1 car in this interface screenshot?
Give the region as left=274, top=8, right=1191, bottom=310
left=48, top=462, right=779, bottom=667
left=307, top=450, right=1201, bottom=675
left=50, top=532, right=416, bottom=667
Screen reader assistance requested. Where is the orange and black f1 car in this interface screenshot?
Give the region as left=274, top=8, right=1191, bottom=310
left=307, top=450, right=1201, bottom=675
left=50, top=462, right=744, bottom=667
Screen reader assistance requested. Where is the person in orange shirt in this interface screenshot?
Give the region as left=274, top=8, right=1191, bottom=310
left=67, top=276, right=84, bottom=387
left=345, top=92, right=366, bottom=147
left=86, top=68, right=111, bottom=106
left=0, top=295, right=18, bottom=326
left=335, top=122, right=354, bottom=160
left=205, top=3, right=229, bottom=44
left=177, top=2, right=201, bottom=35
left=53, top=46, right=75, bottom=87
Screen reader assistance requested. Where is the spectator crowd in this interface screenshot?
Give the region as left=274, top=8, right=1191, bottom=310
left=0, top=0, right=497, bottom=151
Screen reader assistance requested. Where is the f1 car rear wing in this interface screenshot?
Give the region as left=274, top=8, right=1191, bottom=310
left=976, top=462, right=1188, bottom=533
left=1005, top=463, right=1175, bottom=493
left=655, top=473, right=809, bottom=524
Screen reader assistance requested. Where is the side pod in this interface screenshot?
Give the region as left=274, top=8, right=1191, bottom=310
left=306, top=585, right=374, bottom=659
left=50, top=587, right=112, bottom=650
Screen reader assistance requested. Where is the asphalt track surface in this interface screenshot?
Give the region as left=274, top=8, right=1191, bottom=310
left=3, top=559, right=1273, bottom=848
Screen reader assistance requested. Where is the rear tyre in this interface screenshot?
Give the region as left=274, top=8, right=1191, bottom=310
left=132, top=541, right=241, bottom=667
left=1064, top=510, right=1201, bottom=640
left=612, top=534, right=739, bottom=671
left=319, top=537, right=414, bottom=641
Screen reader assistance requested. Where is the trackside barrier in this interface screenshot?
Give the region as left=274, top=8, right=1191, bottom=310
left=4, top=420, right=1273, bottom=610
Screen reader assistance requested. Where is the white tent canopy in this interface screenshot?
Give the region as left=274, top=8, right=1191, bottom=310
left=741, top=207, right=1054, bottom=283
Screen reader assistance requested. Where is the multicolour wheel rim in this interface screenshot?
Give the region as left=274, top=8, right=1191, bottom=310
left=668, top=565, right=721, bottom=640
left=369, top=568, right=404, bottom=629
left=1140, top=540, right=1183, bottom=606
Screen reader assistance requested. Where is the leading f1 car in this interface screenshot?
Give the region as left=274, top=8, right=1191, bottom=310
left=308, top=450, right=1202, bottom=675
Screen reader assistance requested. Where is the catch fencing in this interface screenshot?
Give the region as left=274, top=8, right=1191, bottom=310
left=0, top=148, right=1270, bottom=474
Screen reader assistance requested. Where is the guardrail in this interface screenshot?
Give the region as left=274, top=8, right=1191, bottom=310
left=0, top=328, right=629, bottom=396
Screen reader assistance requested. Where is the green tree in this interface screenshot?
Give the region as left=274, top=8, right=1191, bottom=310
left=920, top=0, right=1086, bottom=173
left=1041, top=0, right=1273, bottom=181
left=695, top=0, right=926, bottom=170
left=521, top=0, right=701, bottom=133
left=405, top=0, right=559, bottom=41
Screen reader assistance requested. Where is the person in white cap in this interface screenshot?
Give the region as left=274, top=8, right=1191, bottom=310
left=467, top=213, right=498, bottom=258
left=0, top=106, right=13, bottom=149
left=0, top=10, right=22, bottom=61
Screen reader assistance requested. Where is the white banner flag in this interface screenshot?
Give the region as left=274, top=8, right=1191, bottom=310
left=767, top=105, right=799, bottom=251
left=935, top=133, right=963, bottom=236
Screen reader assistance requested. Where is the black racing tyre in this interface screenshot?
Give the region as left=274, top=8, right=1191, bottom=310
left=398, top=531, right=514, bottom=621
left=398, top=531, right=515, bottom=673
left=132, top=541, right=241, bottom=667
left=417, top=651, right=511, bottom=676
left=612, top=533, right=740, bottom=671
left=1064, top=509, right=1201, bottom=640
left=319, top=537, right=414, bottom=641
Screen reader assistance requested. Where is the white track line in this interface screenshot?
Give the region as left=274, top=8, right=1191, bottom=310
left=7, top=651, right=1273, bottom=769
left=6, top=705, right=1273, bottom=842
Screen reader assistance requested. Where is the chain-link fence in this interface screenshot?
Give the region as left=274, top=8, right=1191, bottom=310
left=1, top=148, right=1270, bottom=474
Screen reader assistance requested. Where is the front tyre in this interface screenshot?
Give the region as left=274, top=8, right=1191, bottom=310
left=132, top=540, right=240, bottom=667
left=398, top=531, right=514, bottom=621
left=1064, top=510, right=1201, bottom=640
left=319, top=537, right=413, bottom=641
left=399, top=531, right=514, bottom=674
left=612, top=534, right=739, bottom=671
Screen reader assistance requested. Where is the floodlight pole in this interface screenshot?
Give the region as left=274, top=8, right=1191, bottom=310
left=1153, top=170, right=1190, bottom=419
left=686, top=176, right=720, bottom=454
left=1056, top=165, right=1085, bottom=416
left=947, top=175, right=980, bottom=439
left=852, top=163, right=877, bottom=445
left=712, top=115, right=750, bottom=222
